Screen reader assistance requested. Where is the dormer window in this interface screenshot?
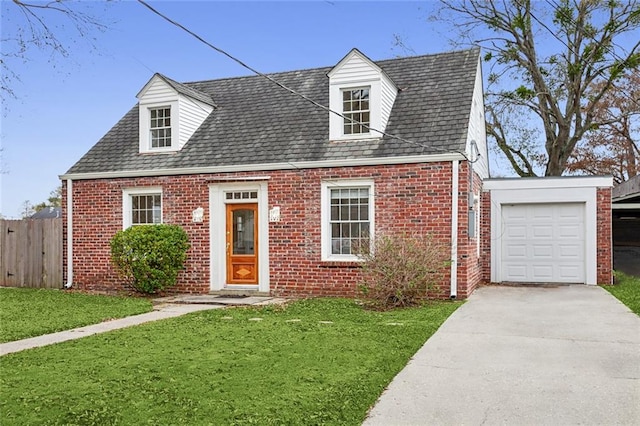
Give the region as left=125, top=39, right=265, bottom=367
left=343, top=88, right=370, bottom=135
left=137, top=73, right=215, bottom=154
left=150, top=107, right=172, bottom=148
left=328, top=49, right=398, bottom=141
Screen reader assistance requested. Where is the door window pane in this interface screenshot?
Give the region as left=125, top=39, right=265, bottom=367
left=233, top=209, right=255, bottom=255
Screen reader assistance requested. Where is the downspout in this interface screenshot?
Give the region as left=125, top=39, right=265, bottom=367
left=65, top=178, right=73, bottom=288
left=450, top=160, right=459, bottom=299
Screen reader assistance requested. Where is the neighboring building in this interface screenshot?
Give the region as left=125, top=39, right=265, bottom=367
left=60, top=47, right=613, bottom=297
left=612, top=175, right=640, bottom=276
left=30, top=207, right=62, bottom=219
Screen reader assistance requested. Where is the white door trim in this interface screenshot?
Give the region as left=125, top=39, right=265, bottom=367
left=209, top=182, right=269, bottom=292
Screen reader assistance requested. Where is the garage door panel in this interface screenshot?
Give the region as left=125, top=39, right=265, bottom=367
left=505, top=265, right=527, bottom=280
left=532, top=244, right=553, bottom=257
left=501, top=203, right=585, bottom=283
left=558, top=244, right=581, bottom=259
left=532, top=206, right=553, bottom=220
left=559, top=265, right=581, bottom=280
left=558, top=223, right=581, bottom=238
left=558, top=205, right=582, bottom=219
left=506, top=225, right=527, bottom=238
left=532, top=225, right=553, bottom=239
left=531, top=264, right=553, bottom=280
left=505, top=243, right=526, bottom=257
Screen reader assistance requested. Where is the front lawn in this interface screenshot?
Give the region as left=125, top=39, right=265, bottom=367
left=606, top=272, right=640, bottom=315
left=0, top=288, right=153, bottom=343
left=0, top=298, right=460, bottom=425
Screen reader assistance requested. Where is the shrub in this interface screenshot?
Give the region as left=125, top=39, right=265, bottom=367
left=110, top=225, right=190, bottom=294
left=356, top=233, right=450, bottom=310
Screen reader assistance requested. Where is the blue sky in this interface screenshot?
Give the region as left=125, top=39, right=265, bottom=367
left=1, top=0, right=494, bottom=218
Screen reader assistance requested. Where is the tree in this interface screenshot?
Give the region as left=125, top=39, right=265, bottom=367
left=567, top=70, right=640, bottom=183
left=2, top=0, right=110, bottom=105
left=20, top=200, right=35, bottom=218
left=20, top=186, right=62, bottom=218
left=32, top=186, right=62, bottom=212
left=436, top=0, right=640, bottom=176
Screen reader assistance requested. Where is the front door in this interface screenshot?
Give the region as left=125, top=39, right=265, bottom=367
left=226, top=203, right=258, bottom=285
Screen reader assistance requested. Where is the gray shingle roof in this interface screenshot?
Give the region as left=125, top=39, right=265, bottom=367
left=65, top=48, right=480, bottom=176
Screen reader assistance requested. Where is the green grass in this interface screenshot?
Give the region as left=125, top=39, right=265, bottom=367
left=606, top=272, right=640, bottom=315
left=0, top=288, right=153, bottom=343
left=0, top=298, right=460, bottom=425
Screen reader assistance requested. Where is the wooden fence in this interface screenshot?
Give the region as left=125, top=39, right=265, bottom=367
left=0, top=218, right=62, bottom=288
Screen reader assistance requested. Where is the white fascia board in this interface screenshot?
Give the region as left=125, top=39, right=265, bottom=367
left=60, top=153, right=466, bottom=181
left=483, top=176, right=613, bottom=191
left=612, top=203, right=640, bottom=209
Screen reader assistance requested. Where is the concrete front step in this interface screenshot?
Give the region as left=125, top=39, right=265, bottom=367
left=154, top=294, right=285, bottom=306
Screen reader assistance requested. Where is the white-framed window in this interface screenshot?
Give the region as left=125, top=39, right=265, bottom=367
left=122, top=188, right=162, bottom=228
left=138, top=100, right=179, bottom=153
left=342, top=87, right=370, bottom=135
left=321, top=180, right=374, bottom=261
left=150, top=107, right=171, bottom=148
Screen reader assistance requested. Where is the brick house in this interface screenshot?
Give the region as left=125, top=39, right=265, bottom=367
left=60, top=47, right=612, bottom=298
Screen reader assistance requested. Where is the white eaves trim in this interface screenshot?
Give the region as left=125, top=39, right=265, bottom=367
left=60, top=152, right=466, bottom=180
left=484, top=176, right=613, bottom=190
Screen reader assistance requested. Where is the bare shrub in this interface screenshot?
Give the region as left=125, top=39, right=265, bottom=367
left=356, top=233, right=450, bottom=310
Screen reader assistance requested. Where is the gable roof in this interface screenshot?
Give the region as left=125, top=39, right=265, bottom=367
left=327, top=48, right=393, bottom=83
left=137, top=73, right=217, bottom=107
left=64, top=48, right=480, bottom=177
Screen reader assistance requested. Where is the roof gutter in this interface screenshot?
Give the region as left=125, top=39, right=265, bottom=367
left=59, top=153, right=466, bottom=181
left=450, top=160, right=459, bottom=299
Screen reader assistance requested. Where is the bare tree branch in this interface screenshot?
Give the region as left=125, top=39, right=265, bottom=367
left=436, top=0, right=640, bottom=176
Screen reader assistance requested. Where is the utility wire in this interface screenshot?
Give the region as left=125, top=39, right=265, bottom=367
left=136, top=0, right=475, bottom=160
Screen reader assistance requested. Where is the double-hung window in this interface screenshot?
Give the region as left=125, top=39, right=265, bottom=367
left=123, top=188, right=162, bottom=228
left=321, top=180, right=374, bottom=261
left=150, top=107, right=172, bottom=148
left=342, top=88, right=370, bottom=135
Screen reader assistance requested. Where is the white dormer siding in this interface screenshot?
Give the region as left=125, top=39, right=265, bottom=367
left=137, top=74, right=214, bottom=154
left=328, top=49, right=398, bottom=141
left=466, top=56, right=490, bottom=179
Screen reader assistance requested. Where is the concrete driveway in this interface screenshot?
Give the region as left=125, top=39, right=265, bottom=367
left=364, top=285, right=640, bottom=426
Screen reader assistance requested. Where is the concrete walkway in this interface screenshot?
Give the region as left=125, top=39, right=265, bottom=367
left=0, top=295, right=283, bottom=356
left=364, top=285, right=640, bottom=426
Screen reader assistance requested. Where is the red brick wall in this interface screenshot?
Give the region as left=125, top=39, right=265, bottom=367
left=63, top=161, right=482, bottom=297
left=455, top=163, right=485, bottom=298
left=597, top=187, right=613, bottom=285
left=479, top=190, right=492, bottom=284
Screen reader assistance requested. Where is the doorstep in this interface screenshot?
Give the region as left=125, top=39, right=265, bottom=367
left=153, top=294, right=285, bottom=306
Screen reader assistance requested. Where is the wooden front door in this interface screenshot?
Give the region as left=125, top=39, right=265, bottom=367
left=226, top=203, right=258, bottom=285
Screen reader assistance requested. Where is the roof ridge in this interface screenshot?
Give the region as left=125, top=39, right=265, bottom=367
left=182, top=47, right=480, bottom=86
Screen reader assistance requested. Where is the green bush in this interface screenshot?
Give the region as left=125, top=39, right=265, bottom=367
left=356, top=233, right=450, bottom=310
left=110, top=225, right=190, bottom=294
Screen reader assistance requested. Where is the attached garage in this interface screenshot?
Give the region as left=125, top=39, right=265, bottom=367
left=484, top=177, right=613, bottom=286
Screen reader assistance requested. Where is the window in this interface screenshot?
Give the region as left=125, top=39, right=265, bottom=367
left=132, top=194, right=162, bottom=225
left=123, top=188, right=162, bottom=228
left=321, top=180, right=374, bottom=261
left=342, top=88, right=370, bottom=135
left=150, top=107, right=171, bottom=148
left=225, top=191, right=258, bottom=201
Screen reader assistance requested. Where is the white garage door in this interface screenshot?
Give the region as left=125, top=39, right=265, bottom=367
left=501, top=203, right=585, bottom=283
